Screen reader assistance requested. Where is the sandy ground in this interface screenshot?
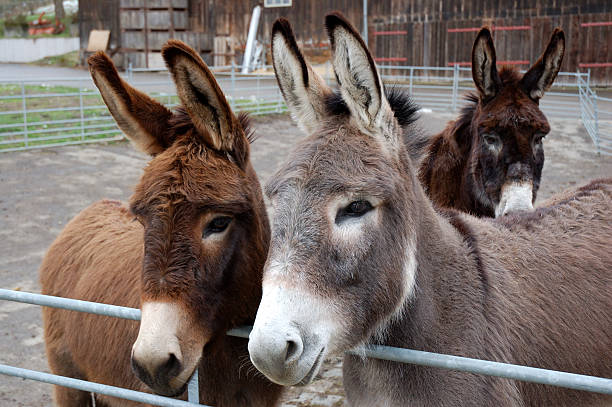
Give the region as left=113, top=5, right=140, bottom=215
left=0, top=112, right=611, bottom=406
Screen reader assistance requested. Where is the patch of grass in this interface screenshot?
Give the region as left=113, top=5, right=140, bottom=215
left=29, top=51, right=80, bottom=68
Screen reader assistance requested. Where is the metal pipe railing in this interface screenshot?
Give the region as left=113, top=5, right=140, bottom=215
left=0, top=68, right=607, bottom=154
left=1, top=287, right=611, bottom=405
left=0, top=364, right=207, bottom=407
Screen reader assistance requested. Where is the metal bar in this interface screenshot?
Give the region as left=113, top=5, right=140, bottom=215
left=593, top=89, right=600, bottom=155
left=0, top=116, right=114, bottom=130
left=0, top=289, right=140, bottom=320
left=2, top=289, right=612, bottom=395
left=451, top=64, right=459, bottom=112
left=579, top=62, right=612, bottom=68
left=580, top=21, right=612, bottom=27
left=0, top=136, right=124, bottom=153
left=0, top=364, right=205, bottom=407
left=187, top=371, right=199, bottom=402
left=79, top=81, right=85, bottom=141
left=447, top=60, right=530, bottom=66
left=348, top=345, right=612, bottom=395
left=1, top=127, right=121, bottom=143
left=372, top=30, right=408, bottom=36
left=448, top=25, right=531, bottom=33
left=374, top=57, right=408, bottom=62
left=21, top=82, right=27, bottom=148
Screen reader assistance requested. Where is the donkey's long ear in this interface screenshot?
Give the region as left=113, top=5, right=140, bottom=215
left=520, top=28, right=565, bottom=101
left=272, top=18, right=332, bottom=134
left=472, top=27, right=502, bottom=101
left=325, top=12, right=390, bottom=128
left=162, top=40, right=237, bottom=152
left=88, top=52, right=173, bottom=155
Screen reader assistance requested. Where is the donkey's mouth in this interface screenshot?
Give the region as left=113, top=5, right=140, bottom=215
left=154, top=380, right=189, bottom=398
left=297, top=347, right=325, bottom=386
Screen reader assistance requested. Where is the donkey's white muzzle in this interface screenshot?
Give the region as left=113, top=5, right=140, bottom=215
left=248, top=284, right=330, bottom=386
left=495, top=181, right=534, bottom=217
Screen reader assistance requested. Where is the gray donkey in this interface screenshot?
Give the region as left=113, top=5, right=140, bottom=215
left=248, top=13, right=612, bottom=407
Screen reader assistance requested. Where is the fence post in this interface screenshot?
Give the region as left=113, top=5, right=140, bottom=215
left=79, top=81, right=85, bottom=141
left=231, top=61, right=236, bottom=95
left=21, top=82, right=28, bottom=148
left=409, top=67, right=414, bottom=95
left=127, top=62, right=133, bottom=83
left=187, top=370, right=199, bottom=404
left=587, top=68, right=590, bottom=88
left=256, top=74, right=260, bottom=114
left=592, top=90, right=600, bottom=155
left=451, top=64, right=459, bottom=112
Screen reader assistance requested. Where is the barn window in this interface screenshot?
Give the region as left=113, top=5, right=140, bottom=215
left=264, top=0, right=292, bottom=7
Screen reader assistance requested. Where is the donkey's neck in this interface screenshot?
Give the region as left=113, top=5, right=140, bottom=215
left=421, top=117, right=475, bottom=212
left=379, top=182, right=490, bottom=355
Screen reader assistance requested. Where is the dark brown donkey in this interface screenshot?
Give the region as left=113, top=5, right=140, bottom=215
left=40, top=41, right=282, bottom=406
left=420, top=27, right=565, bottom=217
left=248, top=14, right=611, bottom=406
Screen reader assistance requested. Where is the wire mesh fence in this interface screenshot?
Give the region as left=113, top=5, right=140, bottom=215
left=0, top=65, right=610, bottom=154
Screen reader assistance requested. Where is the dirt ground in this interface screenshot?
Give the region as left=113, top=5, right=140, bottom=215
left=0, top=112, right=610, bottom=406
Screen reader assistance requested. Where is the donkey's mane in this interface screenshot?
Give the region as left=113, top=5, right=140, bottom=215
left=169, top=106, right=256, bottom=145
left=323, top=86, right=429, bottom=165
left=324, top=86, right=419, bottom=127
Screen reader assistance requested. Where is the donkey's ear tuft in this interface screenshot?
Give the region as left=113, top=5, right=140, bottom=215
left=325, top=11, right=387, bottom=128
left=471, top=27, right=502, bottom=102
left=520, top=28, right=565, bottom=101
left=88, top=52, right=173, bottom=155
left=162, top=40, right=237, bottom=152
left=271, top=18, right=331, bottom=134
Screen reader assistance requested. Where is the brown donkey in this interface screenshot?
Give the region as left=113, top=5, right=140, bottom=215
left=248, top=14, right=611, bottom=406
left=420, top=27, right=565, bottom=217
left=40, top=41, right=282, bottom=406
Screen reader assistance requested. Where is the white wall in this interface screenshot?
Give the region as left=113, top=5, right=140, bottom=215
left=0, top=37, right=79, bottom=63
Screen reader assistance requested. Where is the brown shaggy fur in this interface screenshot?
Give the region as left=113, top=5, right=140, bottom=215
left=40, top=44, right=282, bottom=406
left=419, top=28, right=565, bottom=218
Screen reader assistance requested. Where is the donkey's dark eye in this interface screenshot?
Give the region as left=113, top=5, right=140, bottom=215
left=335, top=200, right=374, bottom=224
left=534, top=133, right=546, bottom=145
left=483, top=133, right=500, bottom=145
left=203, top=216, right=232, bottom=238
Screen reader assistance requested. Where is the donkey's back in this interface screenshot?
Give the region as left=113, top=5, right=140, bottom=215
left=471, top=178, right=612, bottom=405
left=40, top=199, right=149, bottom=405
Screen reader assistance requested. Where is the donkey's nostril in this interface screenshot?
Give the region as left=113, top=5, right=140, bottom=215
left=284, top=336, right=303, bottom=364
left=158, top=352, right=182, bottom=379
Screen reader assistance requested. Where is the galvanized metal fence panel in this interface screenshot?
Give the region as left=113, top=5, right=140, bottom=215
left=1, top=287, right=611, bottom=407
left=0, top=65, right=609, bottom=155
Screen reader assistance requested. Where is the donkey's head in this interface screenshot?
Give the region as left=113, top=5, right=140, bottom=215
left=466, top=27, right=565, bottom=217
left=89, top=42, right=268, bottom=396
left=248, top=14, right=420, bottom=386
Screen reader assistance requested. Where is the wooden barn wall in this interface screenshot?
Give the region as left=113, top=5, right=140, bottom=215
left=78, top=0, right=611, bottom=83
left=188, top=0, right=366, bottom=58
left=187, top=0, right=611, bottom=85
left=78, top=0, right=120, bottom=52
left=367, top=1, right=612, bottom=84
